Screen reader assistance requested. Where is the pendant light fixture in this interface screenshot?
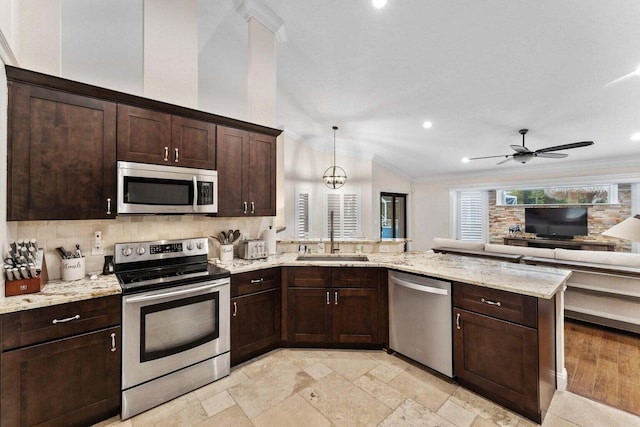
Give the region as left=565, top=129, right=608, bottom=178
left=323, top=126, right=347, bottom=189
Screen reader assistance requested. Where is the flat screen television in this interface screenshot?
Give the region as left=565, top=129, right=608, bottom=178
left=524, top=207, right=588, bottom=239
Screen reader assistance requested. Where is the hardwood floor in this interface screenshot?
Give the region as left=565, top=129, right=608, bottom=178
left=565, top=318, right=640, bottom=417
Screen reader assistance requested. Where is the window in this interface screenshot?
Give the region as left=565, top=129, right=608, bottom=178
left=326, top=191, right=361, bottom=239
left=497, top=185, right=618, bottom=206
left=455, top=191, right=487, bottom=242
left=295, top=192, right=310, bottom=238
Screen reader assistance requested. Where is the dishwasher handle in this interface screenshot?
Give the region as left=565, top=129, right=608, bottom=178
left=390, top=276, right=449, bottom=296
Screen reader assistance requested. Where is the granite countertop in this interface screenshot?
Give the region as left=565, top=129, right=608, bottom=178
left=0, top=274, right=121, bottom=314
left=215, top=251, right=571, bottom=299
left=1, top=250, right=570, bottom=314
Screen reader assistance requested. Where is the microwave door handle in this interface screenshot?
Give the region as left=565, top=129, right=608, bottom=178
left=193, top=176, right=198, bottom=212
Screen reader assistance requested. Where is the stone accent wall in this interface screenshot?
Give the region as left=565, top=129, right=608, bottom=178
left=489, top=184, right=632, bottom=252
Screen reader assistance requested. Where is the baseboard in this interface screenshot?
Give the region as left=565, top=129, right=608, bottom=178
left=556, top=367, right=568, bottom=391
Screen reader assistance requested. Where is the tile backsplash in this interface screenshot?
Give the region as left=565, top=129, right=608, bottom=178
left=8, top=216, right=272, bottom=280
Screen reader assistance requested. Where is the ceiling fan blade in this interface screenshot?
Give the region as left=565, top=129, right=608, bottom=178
left=535, top=141, right=594, bottom=154
left=510, top=144, right=530, bottom=154
left=496, top=157, right=514, bottom=165
left=536, top=152, right=568, bottom=159
left=468, top=154, right=511, bottom=161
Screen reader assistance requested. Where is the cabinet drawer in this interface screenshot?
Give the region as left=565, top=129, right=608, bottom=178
left=332, top=268, right=381, bottom=288
left=1, top=295, right=121, bottom=351
left=285, top=267, right=332, bottom=288
left=232, top=268, right=281, bottom=297
left=453, top=282, right=537, bottom=328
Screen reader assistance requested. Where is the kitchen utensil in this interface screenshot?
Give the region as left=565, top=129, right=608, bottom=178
left=75, top=243, right=82, bottom=258
left=228, top=230, right=234, bottom=242
left=233, top=230, right=241, bottom=243
left=56, top=247, right=70, bottom=259
left=220, top=231, right=227, bottom=244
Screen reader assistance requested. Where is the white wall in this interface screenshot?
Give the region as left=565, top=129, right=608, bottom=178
left=18, top=0, right=60, bottom=75
left=1, top=56, right=7, bottom=297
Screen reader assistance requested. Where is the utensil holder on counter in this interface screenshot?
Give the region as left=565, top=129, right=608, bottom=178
left=5, top=249, right=49, bottom=297
left=219, top=244, right=234, bottom=262
left=61, top=257, right=86, bottom=281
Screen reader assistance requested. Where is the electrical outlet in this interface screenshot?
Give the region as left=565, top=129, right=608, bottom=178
left=92, top=231, right=104, bottom=255
left=317, top=242, right=325, bottom=253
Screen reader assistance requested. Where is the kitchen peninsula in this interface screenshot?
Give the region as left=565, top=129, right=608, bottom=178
left=0, top=251, right=571, bottom=425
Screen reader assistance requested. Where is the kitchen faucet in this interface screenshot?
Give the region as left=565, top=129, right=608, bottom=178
left=330, top=210, right=339, bottom=253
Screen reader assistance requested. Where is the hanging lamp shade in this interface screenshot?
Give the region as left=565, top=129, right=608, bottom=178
left=323, top=126, right=347, bottom=189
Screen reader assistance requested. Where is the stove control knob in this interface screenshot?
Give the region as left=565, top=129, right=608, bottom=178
left=136, top=247, right=146, bottom=256
left=186, top=242, right=195, bottom=251
left=122, top=247, right=133, bottom=257
left=196, top=241, right=204, bottom=250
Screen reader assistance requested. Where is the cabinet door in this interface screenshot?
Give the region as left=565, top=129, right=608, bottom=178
left=332, top=288, right=379, bottom=343
left=117, top=104, right=171, bottom=165
left=216, top=126, right=248, bottom=216
left=453, top=308, right=539, bottom=415
left=1, top=327, right=121, bottom=427
left=287, top=288, right=332, bottom=343
left=171, top=116, right=216, bottom=169
left=247, top=133, right=276, bottom=216
left=8, top=83, right=116, bottom=220
left=231, top=289, right=281, bottom=366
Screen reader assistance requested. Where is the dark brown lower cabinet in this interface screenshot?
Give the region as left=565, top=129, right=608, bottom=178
left=1, top=327, right=121, bottom=427
left=231, top=288, right=281, bottom=366
left=453, top=282, right=556, bottom=424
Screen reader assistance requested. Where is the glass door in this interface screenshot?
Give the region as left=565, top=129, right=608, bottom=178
left=380, top=192, right=407, bottom=241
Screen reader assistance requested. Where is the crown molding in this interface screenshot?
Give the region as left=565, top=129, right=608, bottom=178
left=234, top=0, right=287, bottom=42
left=0, top=28, right=18, bottom=66
left=414, top=155, right=640, bottom=189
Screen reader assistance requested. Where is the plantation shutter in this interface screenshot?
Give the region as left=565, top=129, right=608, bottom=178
left=326, top=192, right=360, bottom=239
left=296, top=192, right=310, bottom=238
left=458, top=191, right=485, bottom=242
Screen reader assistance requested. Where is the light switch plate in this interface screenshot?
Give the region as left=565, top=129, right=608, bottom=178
left=92, top=231, right=104, bottom=255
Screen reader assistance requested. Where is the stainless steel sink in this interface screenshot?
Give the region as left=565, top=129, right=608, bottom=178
left=296, top=255, right=369, bottom=262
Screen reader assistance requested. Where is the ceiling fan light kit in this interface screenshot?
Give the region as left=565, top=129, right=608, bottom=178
left=467, top=129, right=594, bottom=165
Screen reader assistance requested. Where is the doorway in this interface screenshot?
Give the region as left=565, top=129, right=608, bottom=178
left=380, top=193, right=407, bottom=241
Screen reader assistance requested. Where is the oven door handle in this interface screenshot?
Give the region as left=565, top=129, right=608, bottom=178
left=125, top=282, right=222, bottom=303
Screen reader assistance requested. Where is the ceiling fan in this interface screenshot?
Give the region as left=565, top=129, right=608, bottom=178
left=467, top=129, right=594, bottom=165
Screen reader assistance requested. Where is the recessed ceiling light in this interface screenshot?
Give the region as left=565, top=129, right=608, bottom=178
left=372, top=0, right=387, bottom=9
left=422, top=121, right=432, bottom=129
left=461, top=157, right=470, bottom=163
left=631, top=132, right=640, bottom=141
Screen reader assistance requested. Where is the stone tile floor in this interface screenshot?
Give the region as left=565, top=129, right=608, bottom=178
left=96, top=349, right=640, bottom=427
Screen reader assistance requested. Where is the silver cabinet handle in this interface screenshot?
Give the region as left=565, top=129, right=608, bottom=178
left=233, top=301, right=238, bottom=317
left=326, top=291, right=330, bottom=305
left=456, top=313, right=461, bottom=330
left=251, top=201, right=255, bottom=214
left=174, top=147, right=179, bottom=162
left=52, top=314, right=80, bottom=324
left=251, top=278, right=264, bottom=284
left=334, top=291, right=338, bottom=305
left=243, top=201, right=248, bottom=214
left=164, top=146, right=169, bottom=161
left=481, top=298, right=502, bottom=307
left=110, top=332, right=117, bottom=352
left=106, top=197, right=112, bottom=215
left=192, top=176, right=198, bottom=212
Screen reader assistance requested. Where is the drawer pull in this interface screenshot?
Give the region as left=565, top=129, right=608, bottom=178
left=52, top=314, right=80, bottom=324
left=326, top=291, right=330, bottom=305
left=334, top=291, right=338, bottom=305
left=233, top=301, right=238, bottom=317
left=456, top=313, right=461, bottom=330
left=110, top=333, right=117, bottom=352
left=243, top=201, right=248, bottom=214
left=174, top=147, right=179, bottom=162
left=251, top=278, right=264, bottom=284
left=481, top=298, right=501, bottom=307
left=164, top=146, right=169, bottom=161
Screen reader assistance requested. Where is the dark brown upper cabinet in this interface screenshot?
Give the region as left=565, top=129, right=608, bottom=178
left=217, top=126, right=276, bottom=217
left=117, top=104, right=216, bottom=170
left=7, top=82, right=117, bottom=220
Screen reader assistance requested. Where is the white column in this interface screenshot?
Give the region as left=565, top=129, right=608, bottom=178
left=247, top=18, right=276, bottom=127
left=143, top=0, right=198, bottom=107
left=18, top=0, right=61, bottom=75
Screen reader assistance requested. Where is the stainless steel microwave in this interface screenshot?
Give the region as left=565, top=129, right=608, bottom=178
left=117, top=161, right=217, bottom=214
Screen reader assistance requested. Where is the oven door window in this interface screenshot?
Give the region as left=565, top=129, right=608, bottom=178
left=140, top=292, right=219, bottom=362
left=124, top=176, right=194, bottom=206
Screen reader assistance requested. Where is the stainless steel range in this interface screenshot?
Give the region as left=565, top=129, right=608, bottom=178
left=115, top=237, right=230, bottom=420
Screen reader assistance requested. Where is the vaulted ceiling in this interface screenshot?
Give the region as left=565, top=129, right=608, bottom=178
left=198, top=0, right=640, bottom=179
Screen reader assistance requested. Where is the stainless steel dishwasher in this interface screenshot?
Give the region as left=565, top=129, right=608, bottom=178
left=388, top=270, right=453, bottom=377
